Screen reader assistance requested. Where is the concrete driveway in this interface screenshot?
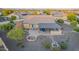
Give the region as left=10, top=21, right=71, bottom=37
left=23, top=35, right=51, bottom=51
left=62, top=24, right=73, bottom=32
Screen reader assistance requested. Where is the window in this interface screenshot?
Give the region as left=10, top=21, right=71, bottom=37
left=24, top=24, right=32, bottom=29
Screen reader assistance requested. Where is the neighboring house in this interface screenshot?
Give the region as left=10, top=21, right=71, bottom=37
left=0, top=16, right=10, bottom=24
left=14, top=12, right=32, bottom=19
left=76, top=12, right=79, bottom=19
left=8, top=13, right=21, bottom=19
left=20, top=12, right=32, bottom=16
left=51, top=11, right=67, bottom=20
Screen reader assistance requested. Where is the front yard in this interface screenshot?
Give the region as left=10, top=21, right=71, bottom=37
left=0, top=23, right=79, bottom=51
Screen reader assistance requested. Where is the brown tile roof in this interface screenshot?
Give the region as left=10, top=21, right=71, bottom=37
left=23, top=15, right=56, bottom=24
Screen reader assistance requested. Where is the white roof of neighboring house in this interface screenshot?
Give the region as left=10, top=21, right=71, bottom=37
left=51, top=11, right=66, bottom=17
left=23, top=15, right=56, bottom=24
left=76, top=15, right=79, bottom=18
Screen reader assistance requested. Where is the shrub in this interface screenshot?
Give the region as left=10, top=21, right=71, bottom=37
left=70, top=21, right=78, bottom=27
left=7, top=28, right=25, bottom=41
left=17, top=42, right=24, bottom=48
left=74, top=27, right=79, bottom=32
left=67, top=13, right=77, bottom=22
left=42, top=40, right=51, bottom=49
left=56, top=19, right=64, bottom=25
left=0, top=23, right=14, bottom=31
left=11, top=16, right=17, bottom=20
left=2, top=10, right=13, bottom=16
left=60, top=41, right=68, bottom=50
left=7, top=28, right=25, bottom=47
left=43, top=9, right=51, bottom=15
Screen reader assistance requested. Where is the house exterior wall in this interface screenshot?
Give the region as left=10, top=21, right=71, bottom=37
left=16, top=21, right=23, bottom=28
left=23, top=24, right=32, bottom=29
left=16, top=21, right=62, bottom=35
left=50, top=30, right=62, bottom=35
left=32, top=24, right=39, bottom=29
left=16, top=21, right=39, bottom=30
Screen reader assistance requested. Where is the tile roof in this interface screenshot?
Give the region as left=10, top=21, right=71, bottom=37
left=39, top=23, right=61, bottom=29
left=23, top=15, right=55, bottom=24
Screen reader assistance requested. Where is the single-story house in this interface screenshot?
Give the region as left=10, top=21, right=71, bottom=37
left=23, top=15, right=55, bottom=30
left=16, top=15, right=62, bottom=33
left=8, top=13, right=23, bottom=19
left=51, top=11, right=67, bottom=20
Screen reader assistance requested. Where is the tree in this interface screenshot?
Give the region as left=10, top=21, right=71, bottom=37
left=2, top=9, right=13, bottom=16
left=7, top=28, right=25, bottom=48
left=0, top=23, right=14, bottom=31
left=32, top=11, right=40, bottom=15
left=42, top=40, right=51, bottom=49
left=7, top=28, right=25, bottom=41
left=43, top=9, right=51, bottom=15
left=60, top=41, right=68, bottom=50
left=70, top=21, right=78, bottom=27
left=67, top=13, right=77, bottom=22
left=11, top=16, right=17, bottom=20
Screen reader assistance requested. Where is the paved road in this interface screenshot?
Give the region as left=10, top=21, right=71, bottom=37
left=0, top=31, right=19, bottom=51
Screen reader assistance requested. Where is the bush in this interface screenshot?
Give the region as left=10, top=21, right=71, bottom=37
left=7, top=28, right=25, bottom=41
left=56, top=19, right=64, bottom=25
left=74, top=27, right=79, bottom=32
left=70, top=21, right=78, bottom=27
left=11, top=16, right=17, bottom=20
left=42, top=40, right=51, bottom=49
left=60, top=41, right=68, bottom=50
left=0, top=23, right=14, bottom=31
left=43, top=9, right=51, bottom=15
left=17, top=42, right=24, bottom=48
left=2, top=10, right=14, bottom=16
left=67, top=13, right=77, bottom=22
